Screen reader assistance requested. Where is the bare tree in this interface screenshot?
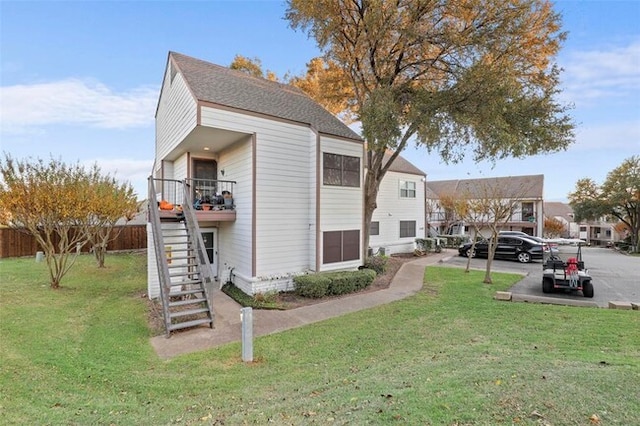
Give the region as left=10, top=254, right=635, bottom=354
left=452, top=178, right=537, bottom=283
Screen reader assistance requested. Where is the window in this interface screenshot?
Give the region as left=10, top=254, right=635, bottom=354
left=323, top=153, right=360, bottom=187
left=399, top=221, right=416, bottom=238
left=323, top=230, right=360, bottom=264
left=370, top=221, right=380, bottom=236
left=400, top=181, right=416, bottom=198
left=521, top=202, right=534, bottom=221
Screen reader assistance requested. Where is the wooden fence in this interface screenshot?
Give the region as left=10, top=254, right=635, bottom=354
left=0, top=225, right=147, bottom=258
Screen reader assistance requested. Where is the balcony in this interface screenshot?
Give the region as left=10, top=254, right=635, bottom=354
left=152, top=178, right=237, bottom=222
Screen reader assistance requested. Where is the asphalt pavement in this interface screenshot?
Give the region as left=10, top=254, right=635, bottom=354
left=443, top=246, right=640, bottom=308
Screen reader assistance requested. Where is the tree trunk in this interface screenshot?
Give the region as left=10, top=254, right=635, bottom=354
left=94, top=244, right=106, bottom=268
left=362, top=167, right=382, bottom=259
left=484, top=240, right=496, bottom=284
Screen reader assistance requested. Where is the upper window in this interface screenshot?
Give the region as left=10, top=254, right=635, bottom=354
left=323, top=153, right=360, bottom=187
left=400, top=181, right=416, bottom=198
left=521, top=202, right=534, bottom=221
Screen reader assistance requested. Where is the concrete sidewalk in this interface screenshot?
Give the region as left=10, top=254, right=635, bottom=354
left=150, top=251, right=451, bottom=359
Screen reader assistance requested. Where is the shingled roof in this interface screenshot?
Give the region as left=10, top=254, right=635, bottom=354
left=378, top=151, right=425, bottom=176
left=168, top=52, right=361, bottom=141
left=544, top=201, right=574, bottom=219
left=426, top=175, right=544, bottom=199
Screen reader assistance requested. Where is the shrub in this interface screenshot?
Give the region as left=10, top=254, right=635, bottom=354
left=294, top=269, right=377, bottom=298
left=326, top=269, right=376, bottom=295
left=415, top=238, right=434, bottom=252
left=438, top=235, right=466, bottom=248
left=363, top=255, right=388, bottom=275
left=293, top=275, right=331, bottom=298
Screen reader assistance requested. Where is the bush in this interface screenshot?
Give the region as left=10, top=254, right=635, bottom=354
left=437, top=235, right=466, bottom=248
left=293, top=275, right=331, bottom=298
left=363, top=255, right=388, bottom=275
left=326, top=268, right=376, bottom=296
left=294, top=269, right=377, bottom=298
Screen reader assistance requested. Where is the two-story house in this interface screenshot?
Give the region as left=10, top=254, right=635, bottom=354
left=147, top=52, right=425, bottom=334
left=425, top=175, right=545, bottom=238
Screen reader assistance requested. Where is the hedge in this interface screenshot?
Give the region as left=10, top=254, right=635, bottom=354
left=293, top=268, right=377, bottom=298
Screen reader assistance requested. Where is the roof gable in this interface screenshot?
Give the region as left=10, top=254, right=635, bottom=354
left=382, top=151, right=426, bottom=176
left=168, top=52, right=361, bottom=141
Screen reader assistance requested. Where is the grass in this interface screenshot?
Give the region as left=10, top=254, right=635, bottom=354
left=1, top=254, right=639, bottom=425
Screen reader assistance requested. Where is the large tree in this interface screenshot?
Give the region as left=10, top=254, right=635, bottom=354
left=0, top=155, right=137, bottom=287
left=286, top=0, right=574, bottom=254
left=568, top=156, right=640, bottom=252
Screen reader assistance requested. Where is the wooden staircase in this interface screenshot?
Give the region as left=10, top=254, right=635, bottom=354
left=149, top=178, right=215, bottom=337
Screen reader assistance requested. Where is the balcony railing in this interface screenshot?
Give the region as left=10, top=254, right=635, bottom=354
left=185, top=178, right=236, bottom=211
left=151, top=178, right=237, bottom=222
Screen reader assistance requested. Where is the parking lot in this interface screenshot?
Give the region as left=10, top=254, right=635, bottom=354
left=442, top=246, right=640, bottom=308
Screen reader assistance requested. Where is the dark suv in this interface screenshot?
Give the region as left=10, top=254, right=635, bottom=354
left=458, top=235, right=545, bottom=263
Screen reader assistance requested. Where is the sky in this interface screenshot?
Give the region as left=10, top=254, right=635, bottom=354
left=1, top=0, right=638, bottom=202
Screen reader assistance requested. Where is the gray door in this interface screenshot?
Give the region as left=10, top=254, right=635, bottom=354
left=200, top=229, right=217, bottom=277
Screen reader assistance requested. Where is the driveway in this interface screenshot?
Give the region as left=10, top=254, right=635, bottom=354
left=442, top=247, right=640, bottom=308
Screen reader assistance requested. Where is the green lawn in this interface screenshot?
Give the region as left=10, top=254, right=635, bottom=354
left=1, top=253, right=638, bottom=425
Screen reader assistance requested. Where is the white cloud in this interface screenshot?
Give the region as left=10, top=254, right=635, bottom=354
left=0, top=79, right=158, bottom=133
left=572, top=119, right=640, bottom=151
left=560, top=41, right=640, bottom=106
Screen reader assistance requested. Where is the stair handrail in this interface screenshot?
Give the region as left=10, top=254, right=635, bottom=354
left=180, top=180, right=216, bottom=318
left=148, top=177, right=173, bottom=336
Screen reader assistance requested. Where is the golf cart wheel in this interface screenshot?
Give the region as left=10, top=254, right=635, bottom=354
left=517, top=252, right=531, bottom=263
left=466, top=248, right=476, bottom=258
left=582, top=281, right=594, bottom=298
left=542, top=277, right=554, bottom=294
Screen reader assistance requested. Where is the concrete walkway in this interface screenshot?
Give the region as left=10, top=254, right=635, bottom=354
left=150, top=251, right=451, bottom=359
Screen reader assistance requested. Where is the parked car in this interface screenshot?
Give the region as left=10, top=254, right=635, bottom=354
left=498, top=231, right=530, bottom=236
left=458, top=235, right=545, bottom=263
left=498, top=231, right=558, bottom=256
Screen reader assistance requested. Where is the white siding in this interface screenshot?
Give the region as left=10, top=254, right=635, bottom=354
left=308, top=132, right=318, bottom=270
left=254, top=124, right=313, bottom=277
left=319, top=137, right=364, bottom=271
left=156, top=69, right=197, bottom=162
left=371, top=171, right=426, bottom=255
left=201, top=106, right=316, bottom=280
left=147, top=223, right=160, bottom=299
left=173, top=155, right=187, bottom=181
left=217, top=136, right=253, bottom=293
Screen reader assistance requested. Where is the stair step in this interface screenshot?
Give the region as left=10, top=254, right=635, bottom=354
left=167, top=255, right=196, bottom=262
left=170, top=307, right=210, bottom=318
left=169, top=271, right=199, bottom=278
left=168, top=279, right=202, bottom=287
left=165, top=247, right=193, bottom=252
left=169, top=288, right=205, bottom=297
left=169, top=297, right=207, bottom=307
left=168, top=318, right=212, bottom=331
left=167, top=262, right=197, bottom=269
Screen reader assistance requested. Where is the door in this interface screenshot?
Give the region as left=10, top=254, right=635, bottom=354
left=200, top=229, right=217, bottom=278
left=192, top=159, right=217, bottom=202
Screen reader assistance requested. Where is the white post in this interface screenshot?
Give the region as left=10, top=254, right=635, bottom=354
left=241, top=307, right=253, bottom=362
